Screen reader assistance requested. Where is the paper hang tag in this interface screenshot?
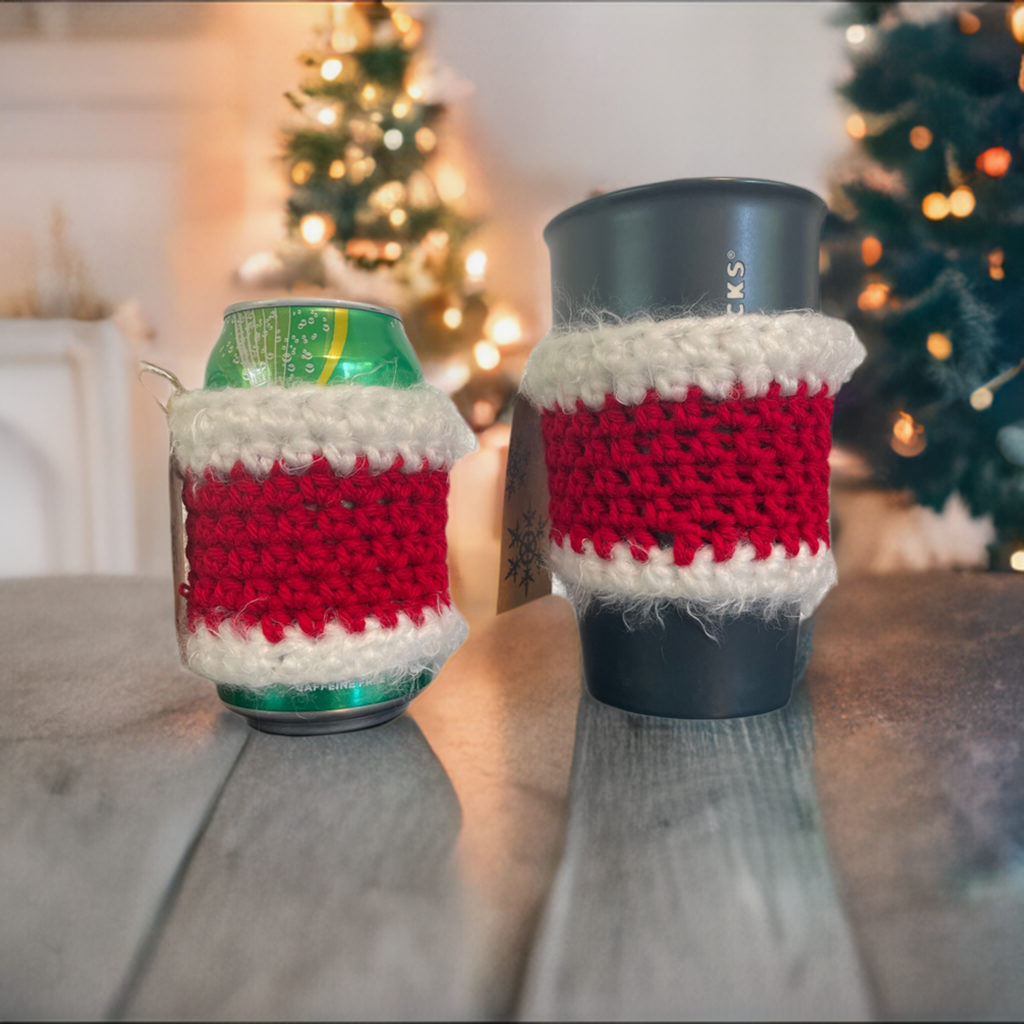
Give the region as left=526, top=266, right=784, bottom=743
left=497, top=395, right=552, bottom=614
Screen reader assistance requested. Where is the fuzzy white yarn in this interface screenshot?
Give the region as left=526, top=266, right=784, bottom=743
left=168, top=382, right=477, bottom=479
left=185, top=604, right=468, bottom=689
left=520, top=311, right=866, bottom=412
left=549, top=539, right=835, bottom=620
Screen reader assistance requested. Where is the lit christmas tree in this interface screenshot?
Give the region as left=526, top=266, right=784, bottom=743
left=822, top=1, right=1024, bottom=567
left=239, top=1, right=519, bottom=427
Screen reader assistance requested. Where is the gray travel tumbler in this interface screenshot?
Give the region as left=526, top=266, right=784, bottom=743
left=543, top=177, right=828, bottom=719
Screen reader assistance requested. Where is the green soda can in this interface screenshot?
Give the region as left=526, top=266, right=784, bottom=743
left=166, top=299, right=476, bottom=735
left=205, top=299, right=422, bottom=390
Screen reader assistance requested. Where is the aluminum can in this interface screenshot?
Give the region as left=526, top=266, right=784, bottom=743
left=171, top=299, right=437, bottom=735
left=205, top=299, right=422, bottom=390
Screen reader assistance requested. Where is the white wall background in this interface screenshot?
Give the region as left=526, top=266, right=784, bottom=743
left=0, top=2, right=851, bottom=576
left=429, top=1, right=849, bottom=333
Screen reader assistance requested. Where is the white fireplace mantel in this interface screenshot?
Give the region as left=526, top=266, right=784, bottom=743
left=0, top=318, right=135, bottom=576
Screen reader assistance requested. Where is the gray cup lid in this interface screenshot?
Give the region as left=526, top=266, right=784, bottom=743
left=544, top=176, right=827, bottom=324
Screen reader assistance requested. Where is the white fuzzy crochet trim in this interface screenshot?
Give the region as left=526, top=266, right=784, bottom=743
left=520, top=312, right=866, bottom=412
left=184, top=604, right=468, bottom=689
left=168, top=383, right=477, bottom=479
left=549, top=539, right=835, bottom=620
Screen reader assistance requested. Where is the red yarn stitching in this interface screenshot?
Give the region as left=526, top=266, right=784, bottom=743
left=542, top=385, right=833, bottom=566
left=181, top=456, right=452, bottom=643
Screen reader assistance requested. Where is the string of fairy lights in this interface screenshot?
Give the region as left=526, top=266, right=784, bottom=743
left=844, top=7, right=1024, bottom=454
left=279, top=1, right=522, bottom=382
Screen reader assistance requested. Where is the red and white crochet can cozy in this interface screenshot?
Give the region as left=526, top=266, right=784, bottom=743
left=520, top=312, right=867, bottom=619
left=167, top=383, right=477, bottom=689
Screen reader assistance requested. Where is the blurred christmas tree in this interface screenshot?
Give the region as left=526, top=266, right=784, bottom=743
left=238, top=1, right=519, bottom=428
left=822, top=1, right=1024, bottom=567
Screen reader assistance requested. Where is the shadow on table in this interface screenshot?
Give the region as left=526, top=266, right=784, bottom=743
left=409, top=593, right=583, bottom=1019
left=517, top=661, right=871, bottom=1021
left=122, top=714, right=468, bottom=1021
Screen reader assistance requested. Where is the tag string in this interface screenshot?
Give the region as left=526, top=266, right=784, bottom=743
left=138, top=360, right=185, bottom=414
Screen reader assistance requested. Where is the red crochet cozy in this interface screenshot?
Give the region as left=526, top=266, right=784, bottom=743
left=182, top=456, right=452, bottom=643
left=542, top=383, right=833, bottom=568
left=166, top=381, right=476, bottom=689
left=519, top=312, right=866, bottom=615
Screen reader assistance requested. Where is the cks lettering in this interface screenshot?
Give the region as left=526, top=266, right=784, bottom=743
left=726, top=252, right=745, bottom=314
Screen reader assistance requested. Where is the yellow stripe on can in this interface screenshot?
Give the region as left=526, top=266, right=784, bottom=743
left=317, top=306, right=350, bottom=385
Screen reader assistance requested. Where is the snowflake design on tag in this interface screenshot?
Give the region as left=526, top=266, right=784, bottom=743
left=504, top=498, right=547, bottom=598
left=504, top=428, right=530, bottom=500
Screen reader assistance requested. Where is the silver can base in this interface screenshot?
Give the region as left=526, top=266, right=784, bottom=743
left=221, top=696, right=411, bottom=735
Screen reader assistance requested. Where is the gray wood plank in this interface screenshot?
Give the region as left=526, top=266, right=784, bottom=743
left=124, top=719, right=471, bottom=1021
left=518, top=684, right=872, bottom=1021
left=124, top=595, right=584, bottom=1022
left=809, top=572, right=1024, bottom=1021
left=408, top=595, right=582, bottom=1018
left=0, top=577, right=249, bottom=1021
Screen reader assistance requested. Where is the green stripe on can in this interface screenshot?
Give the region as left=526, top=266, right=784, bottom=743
left=216, top=670, right=434, bottom=714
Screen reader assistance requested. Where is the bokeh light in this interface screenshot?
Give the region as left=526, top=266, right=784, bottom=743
left=891, top=411, right=927, bottom=456
left=858, top=281, right=890, bottom=311
left=927, top=332, right=953, bottom=360
left=320, top=58, right=343, bottom=81
left=910, top=125, right=933, bottom=150
left=970, top=387, right=994, bottom=410
left=922, top=192, right=950, bottom=220
left=491, top=315, right=522, bottom=344
left=861, top=236, right=883, bottom=266
left=465, top=250, right=487, bottom=279
left=977, top=146, right=1012, bottom=177
left=300, top=212, right=335, bottom=246
left=949, top=186, right=976, bottom=217
left=474, top=340, right=501, bottom=370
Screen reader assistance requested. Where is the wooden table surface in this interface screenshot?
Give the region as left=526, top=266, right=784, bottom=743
left=1, top=573, right=1022, bottom=1021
